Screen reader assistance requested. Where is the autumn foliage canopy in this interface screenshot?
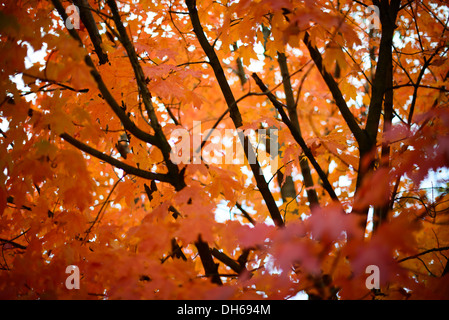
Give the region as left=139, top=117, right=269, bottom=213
left=1, top=0, right=449, bottom=299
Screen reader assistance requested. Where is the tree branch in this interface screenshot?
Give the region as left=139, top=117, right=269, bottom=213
left=277, top=52, right=319, bottom=207
left=53, top=0, right=218, bottom=287
left=195, top=236, right=222, bottom=285
left=210, top=248, right=247, bottom=275
left=364, top=0, right=400, bottom=144
left=302, top=31, right=368, bottom=148
left=235, top=202, right=256, bottom=226
left=407, top=47, right=447, bottom=125
left=252, top=72, right=339, bottom=202
left=186, top=0, right=284, bottom=227
left=354, top=0, right=401, bottom=228
left=60, top=133, right=172, bottom=183
left=51, top=0, right=160, bottom=148
left=398, top=246, right=449, bottom=263
left=73, top=0, right=109, bottom=64
left=186, top=0, right=241, bottom=126
left=0, top=238, right=27, bottom=250
left=106, top=0, right=184, bottom=191
left=373, top=35, right=395, bottom=232
left=106, top=0, right=161, bottom=137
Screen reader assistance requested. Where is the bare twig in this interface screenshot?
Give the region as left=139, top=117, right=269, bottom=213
left=398, top=246, right=449, bottom=263
left=83, top=174, right=126, bottom=242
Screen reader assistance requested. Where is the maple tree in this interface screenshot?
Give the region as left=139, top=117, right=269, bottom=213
left=1, top=0, right=449, bottom=300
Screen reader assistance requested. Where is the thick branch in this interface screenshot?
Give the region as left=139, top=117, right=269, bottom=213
left=195, top=237, right=222, bottom=285
left=277, top=52, right=319, bottom=207
left=51, top=0, right=159, bottom=147
left=54, top=0, right=217, bottom=286
left=85, top=57, right=161, bottom=147
left=73, top=0, right=109, bottom=64
left=302, top=32, right=368, bottom=148
left=106, top=1, right=161, bottom=137
left=186, top=0, right=284, bottom=227
left=106, top=0, right=183, bottom=190
left=354, top=0, right=400, bottom=227
left=185, top=0, right=242, bottom=127
left=365, top=0, right=401, bottom=144
left=210, top=248, right=247, bottom=275
left=373, top=39, right=394, bottom=232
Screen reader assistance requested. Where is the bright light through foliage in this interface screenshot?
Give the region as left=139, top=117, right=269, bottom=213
left=0, top=0, right=449, bottom=300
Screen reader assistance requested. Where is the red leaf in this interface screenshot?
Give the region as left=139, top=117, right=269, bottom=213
left=306, top=202, right=361, bottom=243
left=238, top=223, right=275, bottom=248
left=271, top=221, right=320, bottom=274
left=353, top=168, right=391, bottom=210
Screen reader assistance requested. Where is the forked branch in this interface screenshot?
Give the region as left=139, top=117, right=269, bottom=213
left=252, top=73, right=339, bottom=202
left=186, top=0, right=284, bottom=227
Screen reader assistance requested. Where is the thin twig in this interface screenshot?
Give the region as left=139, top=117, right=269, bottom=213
left=398, top=246, right=449, bottom=263
left=83, top=174, right=127, bottom=242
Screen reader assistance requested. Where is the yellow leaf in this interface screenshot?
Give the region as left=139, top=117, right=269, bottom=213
left=100, top=42, right=114, bottom=54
